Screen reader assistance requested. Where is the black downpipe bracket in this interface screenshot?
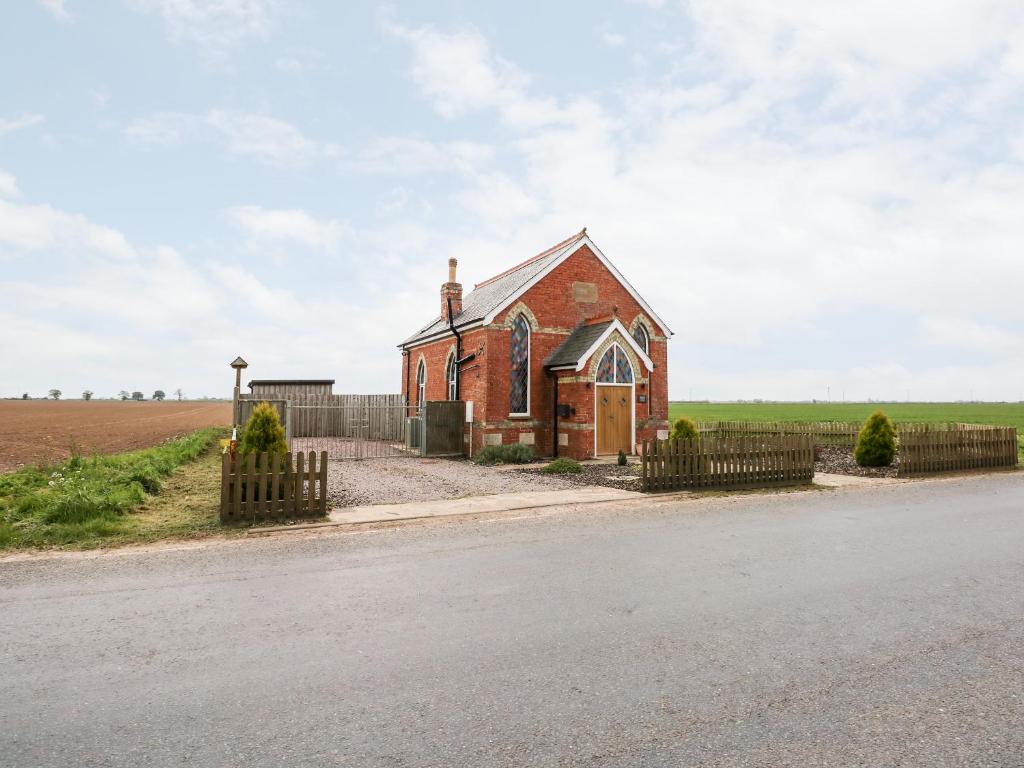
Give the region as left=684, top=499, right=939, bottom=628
left=447, top=297, right=462, bottom=400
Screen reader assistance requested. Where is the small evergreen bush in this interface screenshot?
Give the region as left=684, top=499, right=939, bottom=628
left=542, top=457, right=583, bottom=474
left=855, top=410, right=897, bottom=467
left=239, top=402, right=288, bottom=463
left=472, top=443, right=534, bottom=465
left=617, top=449, right=627, bottom=466
left=670, top=416, right=699, bottom=441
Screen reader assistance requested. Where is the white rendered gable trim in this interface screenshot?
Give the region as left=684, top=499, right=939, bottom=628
left=575, top=319, right=655, bottom=373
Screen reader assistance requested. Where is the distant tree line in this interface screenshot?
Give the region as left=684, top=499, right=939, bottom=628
left=15, top=387, right=194, bottom=401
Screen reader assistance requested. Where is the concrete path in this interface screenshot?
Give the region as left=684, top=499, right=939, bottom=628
left=814, top=471, right=903, bottom=487
left=328, top=485, right=644, bottom=524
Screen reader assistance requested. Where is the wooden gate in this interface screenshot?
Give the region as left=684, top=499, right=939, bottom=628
left=423, top=401, right=465, bottom=456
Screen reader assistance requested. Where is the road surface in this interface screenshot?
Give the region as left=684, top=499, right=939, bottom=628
left=2, top=474, right=1023, bottom=766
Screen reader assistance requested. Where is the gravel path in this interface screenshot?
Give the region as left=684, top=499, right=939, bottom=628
left=815, top=445, right=900, bottom=478
left=512, top=462, right=643, bottom=491
left=327, top=458, right=577, bottom=507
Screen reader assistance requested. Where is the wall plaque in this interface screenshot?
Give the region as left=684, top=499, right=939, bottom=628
left=572, top=281, right=598, bottom=303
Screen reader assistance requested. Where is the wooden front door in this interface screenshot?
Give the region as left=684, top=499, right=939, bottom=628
left=596, top=385, right=632, bottom=455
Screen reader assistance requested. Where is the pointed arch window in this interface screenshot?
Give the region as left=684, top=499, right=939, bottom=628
left=632, top=322, right=650, bottom=354
left=596, top=344, right=634, bottom=384
left=509, top=314, right=530, bottom=414
left=416, top=358, right=426, bottom=409
left=445, top=352, right=458, bottom=401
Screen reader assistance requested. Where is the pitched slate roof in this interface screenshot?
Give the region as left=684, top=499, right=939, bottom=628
left=543, top=321, right=612, bottom=368
left=400, top=230, right=588, bottom=348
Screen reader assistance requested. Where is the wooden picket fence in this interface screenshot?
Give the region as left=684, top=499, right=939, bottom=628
left=220, top=450, right=328, bottom=523
left=698, top=421, right=861, bottom=447
left=897, top=426, right=1018, bottom=477
left=641, top=435, right=814, bottom=492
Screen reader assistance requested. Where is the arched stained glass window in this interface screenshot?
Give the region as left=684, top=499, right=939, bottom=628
left=597, top=347, right=615, bottom=382
left=446, top=352, right=458, bottom=400
left=632, top=322, right=649, bottom=353
left=596, top=344, right=633, bottom=384
left=509, top=314, right=530, bottom=414
left=416, top=359, right=426, bottom=409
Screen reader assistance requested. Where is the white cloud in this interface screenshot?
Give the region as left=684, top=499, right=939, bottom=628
left=125, top=110, right=332, bottom=167
left=226, top=206, right=345, bottom=250
left=37, top=0, right=71, bottom=22
left=387, top=22, right=565, bottom=128
left=0, top=199, right=135, bottom=259
left=274, top=48, right=324, bottom=73
left=207, top=110, right=325, bottom=166
left=601, top=31, right=626, bottom=48
left=919, top=315, right=1022, bottom=355
left=352, top=136, right=493, bottom=174
left=384, top=12, right=1024, bottom=399
left=0, top=169, right=18, bottom=198
left=129, top=0, right=277, bottom=60
left=0, top=113, right=45, bottom=137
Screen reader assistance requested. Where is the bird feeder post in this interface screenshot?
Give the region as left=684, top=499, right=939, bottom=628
left=229, top=356, right=248, bottom=433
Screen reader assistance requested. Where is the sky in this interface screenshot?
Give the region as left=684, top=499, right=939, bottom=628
left=2, top=0, right=1023, bottom=402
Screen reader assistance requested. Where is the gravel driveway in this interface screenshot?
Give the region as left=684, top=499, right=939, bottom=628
left=327, top=458, right=577, bottom=507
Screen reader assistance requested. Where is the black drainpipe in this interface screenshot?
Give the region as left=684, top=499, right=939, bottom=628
left=402, top=349, right=410, bottom=415
left=551, top=372, right=559, bottom=458
left=447, top=297, right=462, bottom=400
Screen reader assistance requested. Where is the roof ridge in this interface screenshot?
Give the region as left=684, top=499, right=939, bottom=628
left=473, top=228, right=587, bottom=290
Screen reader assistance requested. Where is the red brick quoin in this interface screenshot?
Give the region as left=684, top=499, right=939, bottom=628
left=400, top=231, right=672, bottom=460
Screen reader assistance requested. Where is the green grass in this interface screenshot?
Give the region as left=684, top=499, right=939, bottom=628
left=669, top=402, right=1024, bottom=460
left=0, top=428, right=230, bottom=551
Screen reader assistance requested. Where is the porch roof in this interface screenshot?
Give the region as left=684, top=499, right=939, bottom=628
left=544, top=317, right=654, bottom=373
left=544, top=321, right=613, bottom=368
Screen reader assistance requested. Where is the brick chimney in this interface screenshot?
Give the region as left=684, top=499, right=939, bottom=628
left=441, top=257, right=462, bottom=321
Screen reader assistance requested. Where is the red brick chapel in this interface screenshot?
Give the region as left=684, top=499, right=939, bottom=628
left=399, top=229, right=672, bottom=460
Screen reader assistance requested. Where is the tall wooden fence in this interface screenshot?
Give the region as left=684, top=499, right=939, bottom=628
left=238, top=398, right=292, bottom=441
left=220, top=450, right=328, bottom=523
left=897, top=426, right=1018, bottom=477
left=240, top=393, right=405, bottom=439
left=641, top=435, right=814, bottom=492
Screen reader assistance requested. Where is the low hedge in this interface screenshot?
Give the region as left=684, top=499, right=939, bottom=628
left=472, top=443, right=534, bottom=465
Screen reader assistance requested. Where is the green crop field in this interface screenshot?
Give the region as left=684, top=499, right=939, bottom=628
left=667, top=402, right=1024, bottom=459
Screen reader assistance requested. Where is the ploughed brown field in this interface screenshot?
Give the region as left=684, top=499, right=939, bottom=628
left=0, top=401, right=232, bottom=473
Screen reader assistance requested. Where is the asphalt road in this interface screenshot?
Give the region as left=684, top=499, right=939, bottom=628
left=3, top=474, right=1023, bottom=767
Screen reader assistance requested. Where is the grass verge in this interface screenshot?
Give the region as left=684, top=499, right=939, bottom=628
left=0, top=428, right=235, bottom=551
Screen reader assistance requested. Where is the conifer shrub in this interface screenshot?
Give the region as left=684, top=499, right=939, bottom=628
left=543, top=457, right=583, bottom=474
left=239, top=402, right=288, bottom=463
left=670, top=416, right=700, bottom=442
left=854, top=410, right=897, bottom=467
left=472, top=443, right=534, bottom=465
